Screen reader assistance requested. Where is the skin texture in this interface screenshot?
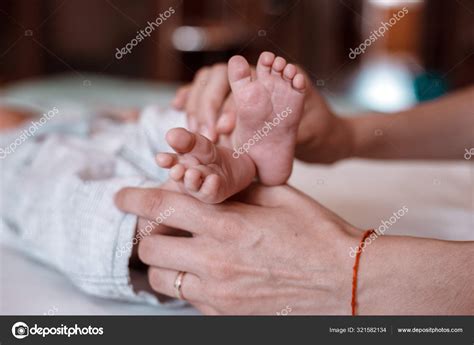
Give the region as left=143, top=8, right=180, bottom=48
left=346, top=86, right=474, bottom=160
left=115, top=184, right=474, bottom=315
left=4, top=60, right=471, bottom=314
left=156, top=52, right=307, bottom=203
left=156, top=128, right=256, bottom=204
left=173, top=64, right=474, bottom=163
left=121, top=62, right=474, bottom=315
left=226, top=53, right=305, bottom=185
left=117, top=184, right=361, bottom=315
left=171, top=56, right=350, bottom=164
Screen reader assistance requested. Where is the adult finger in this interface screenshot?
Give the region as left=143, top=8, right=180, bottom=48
left=216, top=95, right=236, bottom=135
left=115, top=187, right=230, bottom=235
left=138, top=235, right=208, bottom=275
left=137, top=217, right=189, bottom=237
left=148, top=266, right=205, bottom=303
left=215, top=65, right=255, bottom=135
left=198, top=64, right=231, bottom=140
left=171, top=85, right=191, bottom=110
left=185, top=68, right=210, bottom=132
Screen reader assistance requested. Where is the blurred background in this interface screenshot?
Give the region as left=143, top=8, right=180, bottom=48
left=0, top=0, right=473, bottom=113
left=1, top=0, right=473, bottom=316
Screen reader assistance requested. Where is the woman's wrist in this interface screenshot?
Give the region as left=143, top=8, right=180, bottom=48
left=295, top=113, right=355, bottom=164
left=305, top=219, right=362, bottom=314
left=356, top=235, right=474, bottom=315
left=345, top=114, right=389, bottom=159
left=307, top=222, right=474, bottom=315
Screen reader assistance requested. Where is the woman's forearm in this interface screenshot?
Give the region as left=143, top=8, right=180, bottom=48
left=357, top=235, right=474, bottom=315
left=347, top=86, right=474, bottom=160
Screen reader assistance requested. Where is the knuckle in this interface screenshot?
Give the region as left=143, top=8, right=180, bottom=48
left=142, top=191, right=164, bottom=216
left=195, top=67, right=209, bottom=80
left=200, top=252, right=217, bottom=276
left=209, top=256, right=234, bottom=280
left=216, top=262, right=233, bottom=280
left=211, top=207, right=242, bottom=238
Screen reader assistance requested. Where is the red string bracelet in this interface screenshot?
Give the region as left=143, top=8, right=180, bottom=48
left=351, top=229, right=375, bottom=316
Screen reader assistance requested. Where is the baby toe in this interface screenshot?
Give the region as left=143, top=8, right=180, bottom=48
left=256, top=51, right=276, bottom=76
left=169, top=164, right=186, bottom=181
left=199, top=174, right=222, bottom=203
left=166, top=128, right=196, bottom=154
left=272, top=56, right=287, bottom=74
left=156, top=153, right=177, bottom=168
left=184, top=168, right=204, bottom=192
left=292, top=73, right=307, bottom=92
left=283, top=63, right=297, bottom=81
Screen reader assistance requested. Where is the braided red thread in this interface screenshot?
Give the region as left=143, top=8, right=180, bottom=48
left=351, top=229, right=375, bottom=316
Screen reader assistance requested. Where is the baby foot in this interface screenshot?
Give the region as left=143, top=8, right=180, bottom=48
left=156, top=128, right=255, bottom=204
left=228, top=52, right=306, bottom=185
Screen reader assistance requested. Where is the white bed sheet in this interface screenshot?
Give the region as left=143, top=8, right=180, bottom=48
left=1, top=159, right=472, bottom=315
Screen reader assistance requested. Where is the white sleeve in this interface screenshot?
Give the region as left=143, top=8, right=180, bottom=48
left=0, top=107, right=186, bottom=306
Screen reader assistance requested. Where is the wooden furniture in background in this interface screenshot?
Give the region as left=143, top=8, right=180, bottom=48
left=0, top=0, right=472, bottom=89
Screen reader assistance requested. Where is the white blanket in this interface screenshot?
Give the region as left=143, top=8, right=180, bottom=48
left=0, top=106, right=185, bottom=306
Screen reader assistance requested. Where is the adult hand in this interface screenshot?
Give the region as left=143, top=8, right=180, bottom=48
left=117, top=183, right=474, bottom=315
left=116, top=183, right=360, bottom=315
left=171, top=57, right=354, bottom=163
left=171, top=63, right=237, bottom=142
